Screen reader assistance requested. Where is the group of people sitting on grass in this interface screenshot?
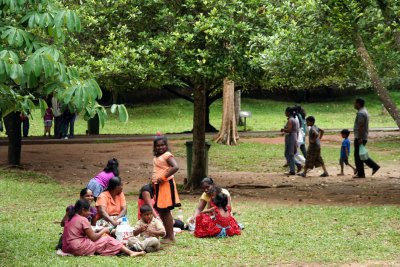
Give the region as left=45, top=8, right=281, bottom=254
left=57, top=134, right=241, bottom=257
left=282, top=98, right=380, bottom=178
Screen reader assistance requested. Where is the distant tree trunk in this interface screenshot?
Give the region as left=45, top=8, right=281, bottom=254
left=4, top=112, right=22, bottom=165
left=234, top=90, right=241, bottom=125
left=187, top=82, right=207, bottom=189
left=215, top=79, right=239, bottom=145
left=353, top=30, right=400, bottom=128
left=112, top=90, right=119, bottom=104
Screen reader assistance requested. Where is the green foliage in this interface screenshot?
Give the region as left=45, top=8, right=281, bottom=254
left=66, top=0, right=270, bottom=94
left=1, top=170, right=400, bottom=266
left=248, top=0, right=400, bottom=90
left=0, top=0, right=128, bottom=126
left=64, top=0, right=400, bottom=95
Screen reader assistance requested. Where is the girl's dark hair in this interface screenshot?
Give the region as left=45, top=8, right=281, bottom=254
left=104, top=158, right=119, bottom=176
left=200, top=177, right=214, bottom=186
left=294, top=105, right=306, bottom=118
left=208, top=186, right=222, bottom=195
left=80, top=188, right=90, bottom=198
left=107, top=176, right=122, bottom=191
left=140, top=204, right=153, bottom=214
left=341, top=129, right=350, bottom=137
left=153, top=135, right=169, bottom=156
left=68, top=199, right=90, bottom=221
left=285, top=107, right=295, bottom=117
left=213, top=193, right=228, bottom=212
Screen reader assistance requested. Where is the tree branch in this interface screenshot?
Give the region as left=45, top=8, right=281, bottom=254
left=163, top=85, right=194, bottom=103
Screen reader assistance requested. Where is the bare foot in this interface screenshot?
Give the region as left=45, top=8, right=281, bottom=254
left=161, top=238, right=175, bottom=244
left=337, top=173, right=344, bottom=176
left=129, top=251, right=146, bottom=257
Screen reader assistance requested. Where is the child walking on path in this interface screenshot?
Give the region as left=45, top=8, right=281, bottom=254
left=152, top=134, right=181, bottom=243
left=128, top=204, right=166, bottom=253
left=299, top=116, right=329, bottom=177
left=194, top=193, right=241, bottom=238
left=43, top=107, right=53, bottom=137
left=338, top=129, right=356, bottom=176
left=62, top=199, right=144, bottom=257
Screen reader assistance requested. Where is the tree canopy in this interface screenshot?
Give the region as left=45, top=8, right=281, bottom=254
left=0, top=0, right=128, bottom=127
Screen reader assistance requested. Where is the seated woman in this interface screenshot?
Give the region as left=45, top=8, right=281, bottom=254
left=137, top=184, right=159, bottom=220
left=61, top=188, right=97, bottom=227
left=57, top=188, right=97, bottom=250
left=194, top=193, right=240, bottom=238
left=95, top=176, right=127, bottom=228
left=62, top=199, right=144, bottom=257
left=189, top=177, right=232, bottom=223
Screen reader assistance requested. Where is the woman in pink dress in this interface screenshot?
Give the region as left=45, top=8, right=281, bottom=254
left=62, top=199, right=145, bottom=257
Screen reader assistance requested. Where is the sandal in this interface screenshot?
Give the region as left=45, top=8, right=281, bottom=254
left=320, top=173, right=329, bottom=177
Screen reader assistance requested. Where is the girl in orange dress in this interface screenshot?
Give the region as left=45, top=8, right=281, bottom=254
left=152, top=135, right=181, bottom=242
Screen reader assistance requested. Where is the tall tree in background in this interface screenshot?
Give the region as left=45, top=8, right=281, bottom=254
left=0, top=0, right=128, bottom=165
left=320, top=0, right=400, bottom=128
left=67, top=0, right=268, bottom=189
left=215, top=79, right=239, bottom=145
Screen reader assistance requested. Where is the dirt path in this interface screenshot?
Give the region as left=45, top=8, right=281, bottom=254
left=0, top=133, right=399, bottom=206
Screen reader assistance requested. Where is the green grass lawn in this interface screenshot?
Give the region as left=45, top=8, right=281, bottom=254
left=1, top=170, right=400, bottom=266
left=1, top=92, right=399, bottom=137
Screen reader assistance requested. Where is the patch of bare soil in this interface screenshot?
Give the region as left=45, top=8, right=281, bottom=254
left=0, top=135, right=399, bottom=206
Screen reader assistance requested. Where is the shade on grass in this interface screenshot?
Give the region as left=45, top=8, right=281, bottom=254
left=0, top=170, right=399, bottom=266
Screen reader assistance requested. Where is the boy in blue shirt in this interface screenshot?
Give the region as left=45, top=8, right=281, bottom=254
left=338, top=129, right=356, bottom=176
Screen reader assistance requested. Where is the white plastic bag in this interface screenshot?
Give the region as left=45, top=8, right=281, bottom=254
left=359, top=144, right=369, bottom=161
left=295, top=153, right=306, bottom=164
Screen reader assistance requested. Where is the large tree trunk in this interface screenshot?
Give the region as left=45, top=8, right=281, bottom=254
left=353, top=31, right=400, bottom=128
left=187, top=82, right=207, bottom=189
left=234, top=90, right=241, bottom=125
left=215, top=79, right=239, bottom=145
left=4, top=112, right=22, bottom=165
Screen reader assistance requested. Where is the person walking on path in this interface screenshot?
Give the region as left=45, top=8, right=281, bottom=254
left=353, top=98, right=380, bottom=178
left=281, top=107, right=299, bottom=175
left=299, top=116, right=329, bottom=178
left=337, top=129, right=356, bottom=176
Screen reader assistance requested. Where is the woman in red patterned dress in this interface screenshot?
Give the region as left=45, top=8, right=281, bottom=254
left=194, top=193, right=241, bottom=238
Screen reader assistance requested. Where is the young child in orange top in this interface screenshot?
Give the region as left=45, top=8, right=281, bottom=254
left=151, top=134, right=181, bottom=242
